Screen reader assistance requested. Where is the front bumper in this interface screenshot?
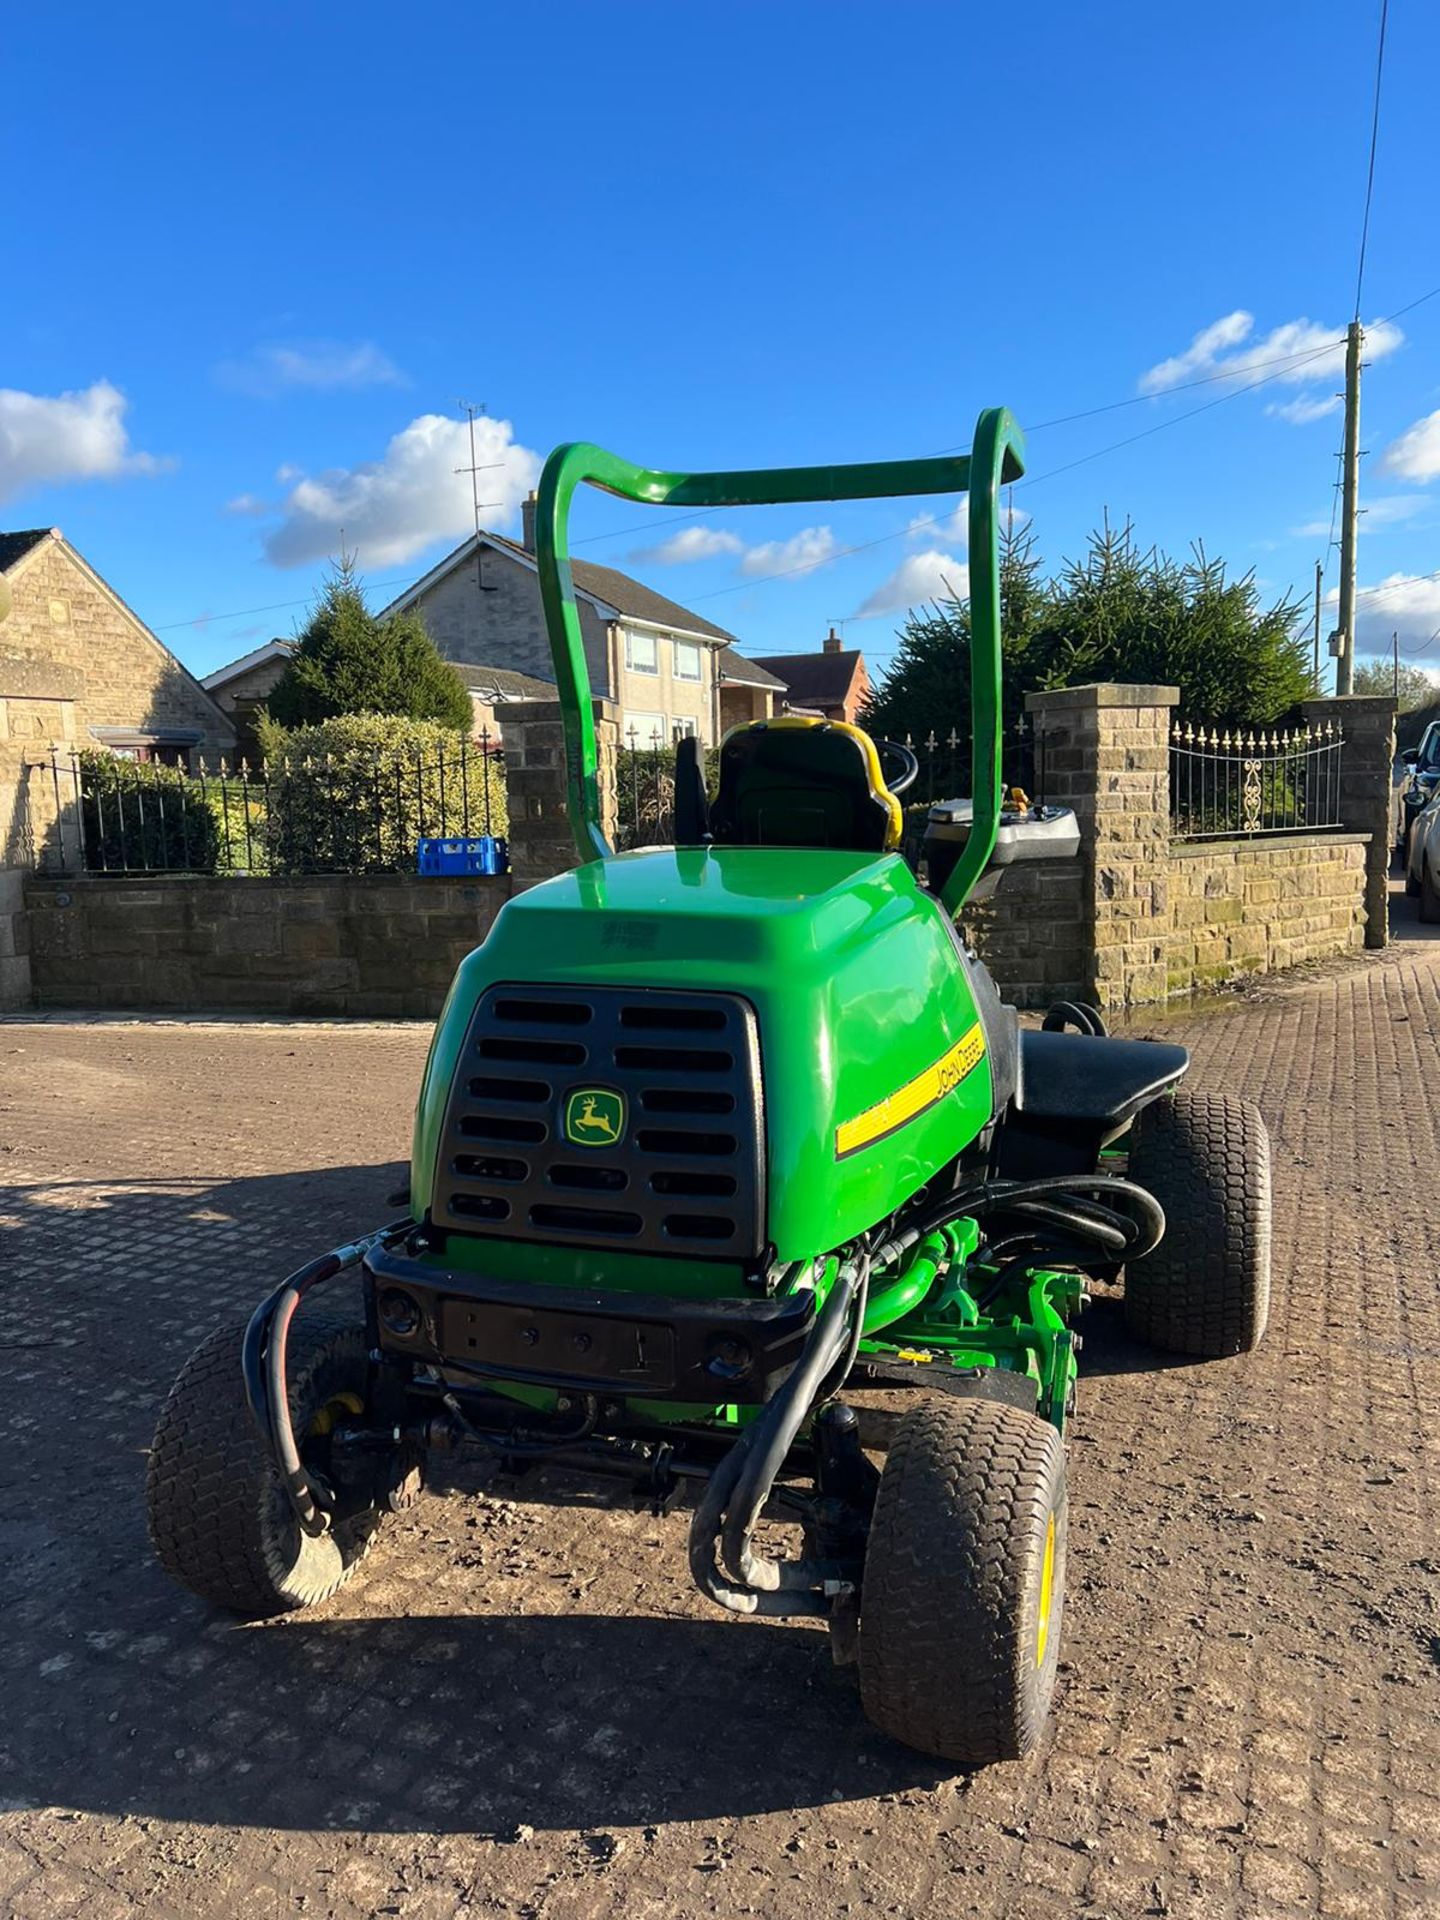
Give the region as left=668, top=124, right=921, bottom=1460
left=364, top=1243, right=816, bottom=1405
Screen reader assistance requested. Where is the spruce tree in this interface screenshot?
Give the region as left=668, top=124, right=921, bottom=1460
left=266, top=556, right=473, bottom=731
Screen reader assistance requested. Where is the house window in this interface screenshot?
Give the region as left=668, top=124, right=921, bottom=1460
left=674, top=639, right=702, bottom=682
left=625, top=629, right=658, bottom=675
left=626, top=710, right=667, bottom=749
left=672, top=717, right=698, bottom=740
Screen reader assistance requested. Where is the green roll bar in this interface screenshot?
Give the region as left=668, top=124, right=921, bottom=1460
left=533, top=407, right=1025, bottom=916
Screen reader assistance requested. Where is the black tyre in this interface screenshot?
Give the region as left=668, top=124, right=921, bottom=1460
left=1405, top=865, right=1421, bottom=898
left=146, top=1315, right=385, bottom=1618
left=1420, top=853, right=1440, bottom=924
left=859, top=1397, right=1066, bottom=1767
left=1124, top=1089, right=1271, bottom=1357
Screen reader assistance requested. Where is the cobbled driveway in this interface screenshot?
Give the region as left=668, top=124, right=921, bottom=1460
left=1, top=917, right=1437, bottom=1918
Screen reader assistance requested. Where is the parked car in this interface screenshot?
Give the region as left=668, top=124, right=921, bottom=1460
left=1397, top=720, right=1440, bottom=864
left=1405, top=781, right=1440, bottom=920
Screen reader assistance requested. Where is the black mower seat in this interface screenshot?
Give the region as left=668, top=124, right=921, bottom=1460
left=1016, top=1029, right=1189, bottom=1128
left=708, top=717, right=903, bottom=853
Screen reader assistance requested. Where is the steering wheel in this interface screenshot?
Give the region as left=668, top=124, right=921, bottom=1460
left=876, top=738, right=919, bottom=796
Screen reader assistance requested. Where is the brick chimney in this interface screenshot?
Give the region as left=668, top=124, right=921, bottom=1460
left=521, top=490, right=539, bottom=553
left=823, top=624, right=844, bottom=654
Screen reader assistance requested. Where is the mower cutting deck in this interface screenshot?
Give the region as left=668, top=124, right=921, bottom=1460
left=146, top=409, right=1272, bottom=1768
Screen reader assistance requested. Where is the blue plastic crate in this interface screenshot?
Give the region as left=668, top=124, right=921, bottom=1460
left=416, top=835, right=508, bottom=876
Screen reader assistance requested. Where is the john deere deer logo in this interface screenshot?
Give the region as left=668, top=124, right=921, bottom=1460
left=563, top=1087, right=626, bottom=1148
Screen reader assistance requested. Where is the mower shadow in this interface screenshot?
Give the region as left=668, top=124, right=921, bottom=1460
left=1070, top=1291, right=1201, bottom=1378
left=10, top=1605, right=944, bottom=1833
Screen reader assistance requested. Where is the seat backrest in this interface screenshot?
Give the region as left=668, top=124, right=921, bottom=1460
left=708, top=717, right=903, bottom=853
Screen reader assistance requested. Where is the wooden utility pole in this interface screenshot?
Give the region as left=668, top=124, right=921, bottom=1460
left=1393, top=631, right=1399, bottom=699
left=1335, top=321, right=1363, bottom=694
left=1312, top=559, right=1323, bottom=691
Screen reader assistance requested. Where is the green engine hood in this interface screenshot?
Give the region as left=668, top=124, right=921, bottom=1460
left=412, top=846, right=992, bottom=1261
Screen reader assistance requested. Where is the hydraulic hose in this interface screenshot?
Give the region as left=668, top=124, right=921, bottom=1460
left=440, top=1390, right=598, bottom=1456
left=688, top=1257, right=856, bottom=1617
left=722, top=1256, right=870, bottom=1598
left=243, top=1217, right=412, bottom=1537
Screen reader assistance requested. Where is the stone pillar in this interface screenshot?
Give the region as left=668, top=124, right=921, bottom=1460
left=1300, top=693, right=1396, bottom=949
left=1025, top=682, right=1178, bottom=1011
left=0, top=867, right=30, bottom=1010
left=501, top=697, right=621, bottom=883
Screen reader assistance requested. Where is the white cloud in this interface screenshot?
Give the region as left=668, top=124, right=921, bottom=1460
left=1266, top=393, right=1342, bottom=425
left=739, top=526, right=839, bottom=579
left=908, top=496, right=1026, bottom=544
left=0, top=379, right=168, bottom=504
left=1138, top=312, right=1402, bottom=412
left=218, top=341, right=406, bottom=397
left=224, top=492, right=268, bottom=517
left=1291, top=494, right=1426, bottom=539
left=1327, top=571, right=1440, bottom=649
left=1381, top=408, right=1440, bottom=483
left=260, top=411, right=542, bottom=569
left=629, top=523, right=744, bottom=565
left=1140, top=310, right=1254, bottom=391
left=854, top=550, right=967, bottom=620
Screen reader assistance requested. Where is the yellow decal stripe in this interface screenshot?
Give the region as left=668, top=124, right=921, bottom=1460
left=835, top=1022, right=986, bottom=1159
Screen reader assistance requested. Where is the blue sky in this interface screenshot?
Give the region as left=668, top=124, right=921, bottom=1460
left=4, top=1, right=1437, bottom=690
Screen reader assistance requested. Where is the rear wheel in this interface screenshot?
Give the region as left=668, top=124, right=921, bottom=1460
left=1124, top=1089, right=1271, bottom=1357
left=146, top=1315, right=387, bottom=1618
left=858, top=1397, right=1066, bottom=1767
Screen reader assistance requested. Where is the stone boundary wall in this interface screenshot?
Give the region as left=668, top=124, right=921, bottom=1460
left=24, top=874, right=512, bottom=1019
left=969, top=685, right=1395, bottom=1010
left=13, top=688, right=1397, bottom=1017
left=1167, top=834, right=1368, bottom=993
left=960, top=861, right=1087, bottom=1010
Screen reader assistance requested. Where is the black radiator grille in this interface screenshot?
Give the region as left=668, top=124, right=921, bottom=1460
left=431, top=985, right=765, bottom=1257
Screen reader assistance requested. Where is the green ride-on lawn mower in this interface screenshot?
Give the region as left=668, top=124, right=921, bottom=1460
left=147, top=409, right=1272, bottom=1767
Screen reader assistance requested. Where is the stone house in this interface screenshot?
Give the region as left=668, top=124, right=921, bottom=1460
left=1, top=528, right=235, bottom=767
left=753, top=628, right=871, bottom=725
left=0, top=526, right=236, bottom=1000
left=379, top=497, right=746, bottom=748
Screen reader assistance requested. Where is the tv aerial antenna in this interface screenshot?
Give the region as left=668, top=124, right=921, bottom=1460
left=456, top=401, right=504, bottom=593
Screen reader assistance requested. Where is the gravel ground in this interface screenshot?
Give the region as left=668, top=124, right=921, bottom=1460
left=0, top=905, right=1436, bottom=1918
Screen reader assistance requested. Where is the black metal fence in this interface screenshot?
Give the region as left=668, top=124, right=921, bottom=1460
left=29, top=735, right=509, bottom=876
left=1169, top=720, right=1343, bottom=840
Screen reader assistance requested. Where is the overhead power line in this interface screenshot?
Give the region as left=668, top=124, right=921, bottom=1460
left=1354, top=0, right=1391, bottom=317
left=686, top=342, right=1357, bottom=605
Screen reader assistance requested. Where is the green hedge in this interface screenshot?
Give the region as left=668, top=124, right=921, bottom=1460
left=260, top=713, right=508, bottom=875
left=78, top=752, right=222, bottom=873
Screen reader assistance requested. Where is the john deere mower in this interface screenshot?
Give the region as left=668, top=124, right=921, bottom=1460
left=147, top=410, right=1272, bottom=1766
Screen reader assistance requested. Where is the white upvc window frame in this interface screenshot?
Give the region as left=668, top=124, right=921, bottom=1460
left=625, top=628, right=659, bottom=675
left=673, top=638, right=702, bottom=682
left=625, top=709, right=667, bottom=749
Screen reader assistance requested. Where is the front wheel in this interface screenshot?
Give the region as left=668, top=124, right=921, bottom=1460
left=1420, top=852, right=1440, bottom=924
left=1124, top=1089, right=1271, bottom=1357
left=146, top=1315, right=388, bottom=1618
left=858, top=1397, right=1066, bottom=1767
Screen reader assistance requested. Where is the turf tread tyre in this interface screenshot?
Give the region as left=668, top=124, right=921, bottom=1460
left=146, top=1315, right=383, bottom=1618
left=1124, top=1089, right=1271, bottom=1357
left=859, top=1397, right=1066, bottom=1767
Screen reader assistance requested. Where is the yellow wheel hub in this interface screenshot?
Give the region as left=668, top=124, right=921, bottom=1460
left=1035, top=1513, right=1057, bottom=1667
left=308, top=1390, right=364, bottom=1438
